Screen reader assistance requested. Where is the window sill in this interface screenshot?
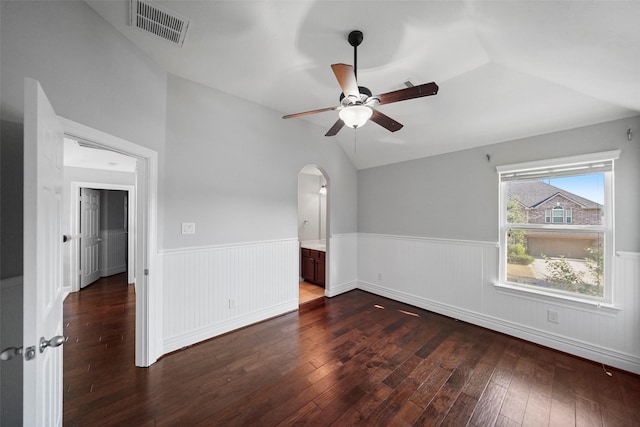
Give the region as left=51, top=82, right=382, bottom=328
left=493, top=282, right=621, bottom=315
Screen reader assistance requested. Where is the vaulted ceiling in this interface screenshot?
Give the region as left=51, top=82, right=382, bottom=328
left=87, top=1, right=640, bottom=169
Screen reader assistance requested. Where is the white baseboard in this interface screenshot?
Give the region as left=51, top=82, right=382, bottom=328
left=326, top=280, right=358, bottom=297
left=358, top=280, right=640, bottom=375
left=163, top=299, right=299, bottom=355
left=100, top=264, right=126, bottom=278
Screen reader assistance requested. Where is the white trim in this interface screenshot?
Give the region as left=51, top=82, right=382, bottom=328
left=616, top=251, right=640, bottom=258
left=163, top=300, right=298, bottom=355
left=493, top=282, right=621, bottom=314
left=359, top=232, right=499, bottom=248
left=325, top=280, right=357, bottom=297
left=496, top=150, right=621, bottom=174
left=59, top=117, right=160, bottom=367
left=159, top=237, right=299, bottom=255
left=330, top=232, right=358, bottom=240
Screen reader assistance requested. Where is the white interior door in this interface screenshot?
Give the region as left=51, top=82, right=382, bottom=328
left=80, top=187, right=101, bottom=288
left=23, top=78, right=65, bottom=426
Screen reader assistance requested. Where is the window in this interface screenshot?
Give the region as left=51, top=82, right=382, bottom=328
left=497, top=151, right=619, bottom=301
left=552, top=206, right=564, bottom=223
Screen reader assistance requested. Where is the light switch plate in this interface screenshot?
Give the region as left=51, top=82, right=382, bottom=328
left=181, top=222, right=195, bottom=235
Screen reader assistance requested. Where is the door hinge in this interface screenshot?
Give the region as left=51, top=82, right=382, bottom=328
left=144, top=269, right=149, bottom=276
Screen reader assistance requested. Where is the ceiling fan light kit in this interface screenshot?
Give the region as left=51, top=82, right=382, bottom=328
left=283, top=30, right=438, bottom=136
left=339, top=104, right=373, bottom=129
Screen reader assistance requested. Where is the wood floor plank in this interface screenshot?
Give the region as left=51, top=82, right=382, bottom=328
left=575, top=395, right=602, bottom=427
left=549, top=398, right=576, bottom=427
left=63, top=274, right=640, bottom=426
left=440, top=392, right=478, bottom=427
left=468, top=380, right=508, bottom=427
left=522, top=389, right=552, bottom=427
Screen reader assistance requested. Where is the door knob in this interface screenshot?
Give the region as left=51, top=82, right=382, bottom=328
left=39, top=335, right=66, bottom=353
left=0, top=346, right=23, bottom=361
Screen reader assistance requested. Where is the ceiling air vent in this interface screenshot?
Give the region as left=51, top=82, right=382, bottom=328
left=129, top=0, right=190, bottom=47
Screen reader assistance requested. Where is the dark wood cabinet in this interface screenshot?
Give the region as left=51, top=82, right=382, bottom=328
left=301, top=248, right=325, bottom=287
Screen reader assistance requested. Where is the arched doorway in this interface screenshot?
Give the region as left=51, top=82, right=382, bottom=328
left=297, top=165, right=329, bottom=304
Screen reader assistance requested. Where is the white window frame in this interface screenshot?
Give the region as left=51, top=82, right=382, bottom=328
left=496, top=150, right=619, bottom=305
left=552, top=206, right=564, bottom=223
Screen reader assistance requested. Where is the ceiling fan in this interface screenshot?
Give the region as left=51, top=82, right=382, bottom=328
left=283, top=30, right=439, bottom=137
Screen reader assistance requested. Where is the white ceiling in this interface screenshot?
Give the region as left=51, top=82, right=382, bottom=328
left=87, top=1, right=640, bottom=170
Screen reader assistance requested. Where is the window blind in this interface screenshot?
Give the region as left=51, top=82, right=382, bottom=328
left=497, top=150, right=620, bottom=182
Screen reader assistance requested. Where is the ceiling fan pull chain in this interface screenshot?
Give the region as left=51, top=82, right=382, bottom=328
left=354, top=128, right=358, bottom=153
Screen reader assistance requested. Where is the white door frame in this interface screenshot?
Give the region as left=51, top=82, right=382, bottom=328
left=60, top=117, right=161, bottom=367
left=69, top=183, right=135, bottom=291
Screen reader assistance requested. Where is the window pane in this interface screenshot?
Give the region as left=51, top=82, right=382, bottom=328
left=506, top=230, right=604, bottom=297
left=552, top=207, right=564, bottom=223
left=505, top=173, right=604, bottom=226
left=504, top=172, right=607, bottom=298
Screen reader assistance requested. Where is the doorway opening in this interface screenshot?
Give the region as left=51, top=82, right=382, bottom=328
left=297, top=165, right=329, bottom=304
left=61, top=117, right=159, bottom=368
left=76, top=187, right=132, bottom=289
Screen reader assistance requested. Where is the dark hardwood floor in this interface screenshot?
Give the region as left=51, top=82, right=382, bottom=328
left=63, top=273, right=640, bottom=426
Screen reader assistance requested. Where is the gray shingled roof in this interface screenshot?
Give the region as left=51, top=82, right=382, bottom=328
left=505, top=181, right=601, bottom=209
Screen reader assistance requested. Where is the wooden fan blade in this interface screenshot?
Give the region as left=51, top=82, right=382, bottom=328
left=331, top=64, right=360, bottom=99
left=325, top=119, right=345, bottom=137
left=370, top=109, right=403, bottom=132
left=376, top=82, right=439, bottom=105
left=283, top=106, right=337, bottom=119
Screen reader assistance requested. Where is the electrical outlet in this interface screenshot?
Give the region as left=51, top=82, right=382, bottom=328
left=547, top=309, right=559, bottom=324
left=377, top=273, right=382, bottom=280
left=229, top=299, right=235, bottom=310
left=181, top=222, right=195, bottom=235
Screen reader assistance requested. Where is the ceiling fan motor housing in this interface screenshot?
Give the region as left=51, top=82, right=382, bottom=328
left=339, top=86, right=372, bottom=105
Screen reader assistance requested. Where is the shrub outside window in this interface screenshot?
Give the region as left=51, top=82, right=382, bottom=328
left=497, top=151, right=618, bottom=301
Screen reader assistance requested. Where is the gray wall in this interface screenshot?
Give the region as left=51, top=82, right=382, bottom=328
left=100, top=190, right=127, bottom=230
left=0, top=1, right=167, bottom=151
left=0, top=120, right=23, bottom=280
left=358, top=115, right=640, bottom=252
left=163, top=74, right=357, bottom=249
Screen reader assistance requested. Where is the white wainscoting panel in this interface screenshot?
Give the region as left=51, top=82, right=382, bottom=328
left=357, top=234, right=640, bottom=374
left=98, top=229, right=127, bottom=277
left=161, top=238, right=299, bottom=354
left=327, top=233, right=358, bottom=297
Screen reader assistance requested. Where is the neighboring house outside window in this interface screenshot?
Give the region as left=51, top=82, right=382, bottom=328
left=497, top=151, right=618, bottom=302
left=504, top=181, right=603, bottom=260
